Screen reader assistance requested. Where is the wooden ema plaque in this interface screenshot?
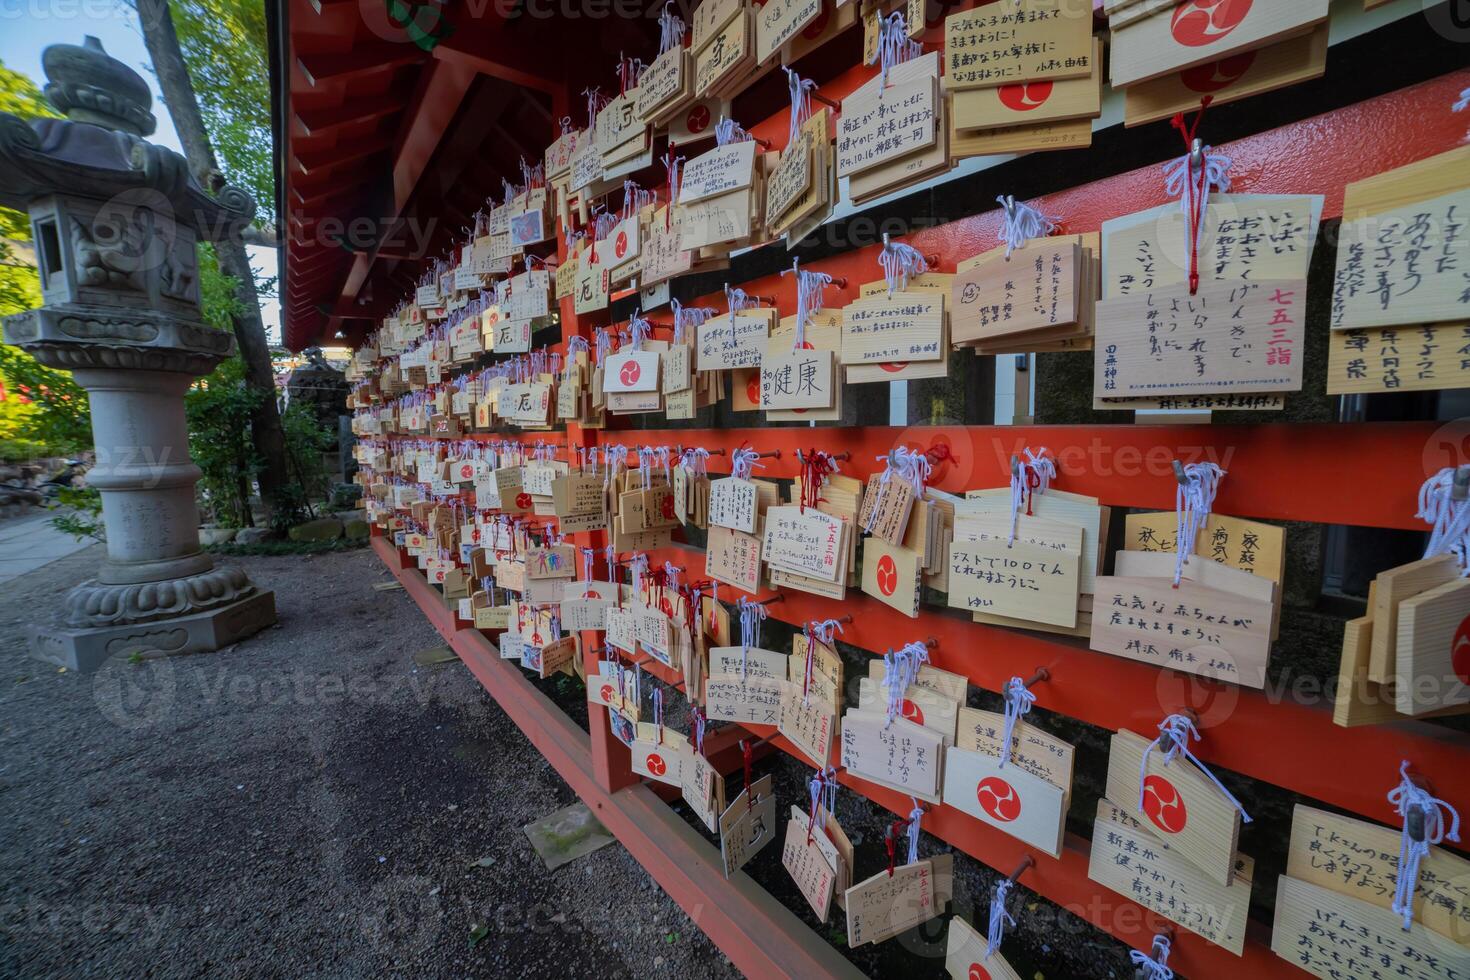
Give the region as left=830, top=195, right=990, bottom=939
left=1327, top=322, right=1470, bottom=396
left=951, top=241, right=1082, bottom=344
left=943, top=745, right=1066, bottom=857
left=1272, top=876, right=1470, bottom=980
left=945, top=915, right=1023, bottom=980
left=1087, top=797, right=1252, bottom=954
left=839, top=708, right=944, bottom=803
left=1109, top=0, right=1329, bottom=89
left=1331, top=145, right=1470, bottom=332
left=781, top=806, right=836, bottom=922
left=1094, top=278, right=1306, bottom=400
left=1123, top=25, right=1328, bottom=127
left=1113, top=548, right=1279, bottom=641
left=944, top=0, right=1095, bottom=90
left=1090, top=570, right=1272, bottom=688
left=1367, top=554, right=1459, bottom=684
left=1393, top=577, right=1470, bottom=716
left=844, top=855, right=952, bottom=948
left=1122, top=510, right=1286, bottom=583
left=951, top=38, right=1102, bottom=131
left=855, top=677, right=957, bottom=746
left=1104, top=729, right=1243, bottom=887
left=1286, top=803, right=1470, bottom=944
left=946, top=528, right=1081, bottom=629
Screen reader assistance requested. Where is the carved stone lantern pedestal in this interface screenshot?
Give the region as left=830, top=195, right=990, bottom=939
left=0, top=36, right=275, bottom=670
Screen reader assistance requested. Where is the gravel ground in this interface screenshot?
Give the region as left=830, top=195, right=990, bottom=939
left=0, top=545, right=738, bottom=979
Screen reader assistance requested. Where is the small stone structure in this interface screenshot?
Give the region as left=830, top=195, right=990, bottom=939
left=0, top=36, right=275, bottom=669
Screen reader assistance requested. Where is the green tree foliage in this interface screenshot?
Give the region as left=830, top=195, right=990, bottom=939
left=0, top=59, right=90, bottom=461
left=168, top=0, right=273, bottom=225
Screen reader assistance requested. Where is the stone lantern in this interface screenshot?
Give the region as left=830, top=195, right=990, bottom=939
left=0, top=36, right=275, bottom=670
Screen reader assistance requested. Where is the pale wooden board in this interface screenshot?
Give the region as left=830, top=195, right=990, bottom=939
left=1104, top=730, right=1243, bottom=888
left=1113, top=548, right=1280, bottom=641
left=838, top=709, right=944, bottom=803
left=1342, top=143, right=1470, bottom=219
left=1394, top=577, right=1470, bottom=715
left=948, top=111, right=1092, bottom=159
left=1123, top=24, right=1328, bottom=128
left=782, top=806, right=836, bottom=922
left=951, top=39, right=1102, bottom=131
left=1109, top=0, right=1328, bottom=89
left=945, top=1, right=1095, bottom=90
left=836, top=73, right=937, bottom=178
left=951, top=241, right=1081, bottom=344
left=1272, top=875, right=1470, bottom=980
left=867, top=660, right=970, bottom=705
left=856, top=676, right=958, bottom=746
left=1287, top=803, right=1470, bottom=945
left=943, top=745, right=1065, bottom=857
left=955, top=707, right=1075, bottom=799
left=1326, top=322, right=1470, bottom=395
left=1094, top=278, right=1306, bottom=399
left=1122, top=510, right=1286, bottom=584
left=844, top=858, right=940, bottom=947
left=1331, top=183, right=1470, bottom=331
left=1091, top=574, right=1272, bottom=688
left=1101, top=193, right=1321, bottom=298
left=861, top=535, right=923, bottom=618
left=840, top=292, right=945, bottom=365
left=945, top=915, right=1023, bottom=980
left=961, top=488, right=1104, bottom=594
left=1368, top=555, right=1460, bottom=684
left=1088, top=796, right=1252, bottom=954
left=947, top=535, right=1080, bottom=628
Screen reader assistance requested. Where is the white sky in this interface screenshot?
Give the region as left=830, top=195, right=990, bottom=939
left=1, top=4, right=283, bottom=344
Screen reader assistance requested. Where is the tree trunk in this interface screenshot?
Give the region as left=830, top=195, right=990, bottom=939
left=135, top=0, right=292, bottom=521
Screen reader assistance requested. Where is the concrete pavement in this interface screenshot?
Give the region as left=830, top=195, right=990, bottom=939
left=0, top=511, right=96, bottom=584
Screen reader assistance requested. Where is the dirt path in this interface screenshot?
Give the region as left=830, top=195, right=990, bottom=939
left=0, top=546, right=738, bottom=979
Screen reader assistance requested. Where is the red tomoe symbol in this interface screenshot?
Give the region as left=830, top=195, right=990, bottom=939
left=515, top=492, right=533, bottom=509
left=583, top=590, right=599, bottom=600
left=460, top=464, right=473, bottom=479
left=1170, top=0, right=1252, bottom=47
left=997, top=80, right=1054, bottom=112
left=686, top=104, right=711, bottom=133
left=746, top=376, right=761, bottom=405
left=646, top=753, right=667, bottom=776
left=1179, top=51, right=1256, bottom=93
left=487, top=311, right=499, bottom=324
left=614, top=231, right=628, bottom=258
left=1452, top=613, right=1470, bottom=685
left=660, top=496, right=676, bottom=519
left=875, top=555, right=898, bottom=596
left=879, top=360, right=908, bottom=373
left=619, top=360, right=642, bottom=387
left=968, top=964, right=992, bottom=980
left=976, top=776, right=1022, bottom=822
left=901, top=698, right=925, bottom=725
left=1141, top=774, right=1189, bottom=833
left=599, top=684, right=616, bottom=702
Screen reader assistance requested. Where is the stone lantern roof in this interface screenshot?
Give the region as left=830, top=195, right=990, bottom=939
left=0, top=35, right=253, bottom=241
